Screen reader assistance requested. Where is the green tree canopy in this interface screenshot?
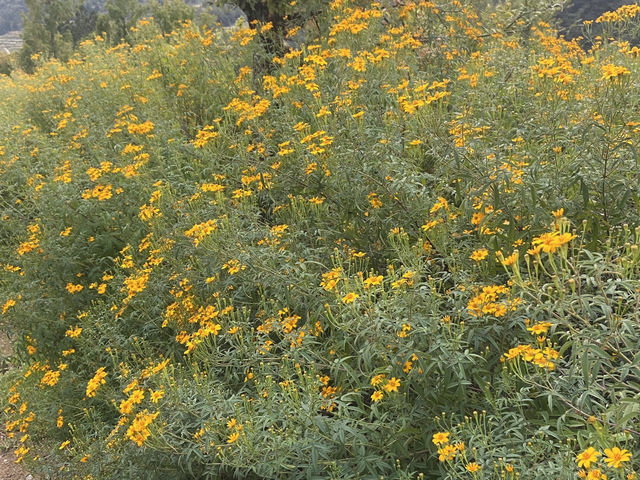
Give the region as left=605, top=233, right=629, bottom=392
left=19, top=0, right=81, bottom=70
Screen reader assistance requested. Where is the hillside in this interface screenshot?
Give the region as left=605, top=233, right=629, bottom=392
left=1, top=1, right=640, bottom=479
left=0, top=31, right=22, bottom=53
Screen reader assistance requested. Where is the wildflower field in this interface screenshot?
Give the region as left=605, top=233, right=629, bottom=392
left=1, top=0, right=640, bottom=478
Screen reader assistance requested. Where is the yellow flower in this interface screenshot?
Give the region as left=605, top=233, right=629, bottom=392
left=227, top=431, right=240, bottom=443
left=126, top=410, right=159, bottom=446
left=466, top=462, right=481, bottom=473
left=430, top=196, right=449, bottom=214
left=527, top=322, right=553, bottom=335
left=192, top=125, right=218, bottom=148
left=438, top=444, right=457, bottom=462
left=576, top=447, right=600, bottom=469
left=149, top=389, right=164, bottom=403
left=603, top=447, right=631, bottom=468
left=383, top=377, right=400, bottom=393
left=66, top=283, right=84, bottom=294
left=86, top=367, right=107, bottom=398
left=41, top=370, right=61, bottom=387
left=185, top=219, right=218, bottom=246
left=371, top=391, right=384, bottom=402
left=342, top=292, right=359, bottom=304
left=368, top=192, right=383, bottom=208
left=65, top=326, right=82, bottom=338
left=500, top=250, right=519, bottom=266
left=432, top=431, right=450, bottom=446
left=371, top=374, right=385, bottom=386
left=127, top=120, right=154, bottom=135
left=587, top=469, right=606, bottom=480
left=470, top=248, right=488, bottom=262
left=2, top=298, right=16, bottom=314
left=363, top=275, right=384, bottom=288
left=531, top=231, right=576, bottom=254
left=129, top=389, right=145, bottom=404
left=601, top=64, right=630, bottom=80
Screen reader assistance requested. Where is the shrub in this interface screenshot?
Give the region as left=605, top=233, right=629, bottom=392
left=1, top=1, right=639, bottom=479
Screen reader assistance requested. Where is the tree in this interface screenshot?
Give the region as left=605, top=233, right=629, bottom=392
left=206, top=4, right=243, bottom=27
left=100, top=0, right=148, bottom=41
left=150, top=0, right=194, bottom=35
left=64, top=3, right=99, bottom=45
left=0, top=51, right=14, bottom=76
left=19, top=0, right=81, bottom=70
left=210, top=0, right=328, bottom=59
left=211, top=0, right=328, bottom=35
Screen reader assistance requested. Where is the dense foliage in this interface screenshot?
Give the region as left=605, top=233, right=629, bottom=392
left=0, top=0, right=231, bottom=36
left=2, top=0, right=631, bottom=38
left=8, top=0, right=241, bottom=72
left=1, top=0, right=640, bottom=479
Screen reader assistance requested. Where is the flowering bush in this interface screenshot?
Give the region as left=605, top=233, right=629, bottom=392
left=1, top=1, right=640, bottom=478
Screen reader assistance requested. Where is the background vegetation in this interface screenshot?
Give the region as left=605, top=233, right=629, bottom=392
left=1, top=0, right=640, bottom=479
left=558, top=0, right=628, bottom=38
left=1, top=0, right=630, bottom=37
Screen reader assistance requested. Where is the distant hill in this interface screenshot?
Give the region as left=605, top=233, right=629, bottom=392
left=0, top=31, right=23, bottom=54
left=0, top=0, right=26, bottom=36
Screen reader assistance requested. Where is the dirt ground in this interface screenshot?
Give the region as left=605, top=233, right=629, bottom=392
left=0, top=332, right=32, bottom=480
left=1, top=431, right=32, bottom=480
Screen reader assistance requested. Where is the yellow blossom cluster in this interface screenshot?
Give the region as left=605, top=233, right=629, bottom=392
left=17, top=224, right=41, bottom=256
left=184, top=219, right=218, bottom=246
left=529, top=231, right=576, bottom=255
left=596, top=4, right=640, bottom=23
left=576, top=446, right=632, bottom=472
left=127, top=120, right=155, bottom=135
left=192, top=125, right=218, bottom=148
left=81, top=183, right=113, bottom=201
left=467, top=285, right=519, bottom=318
left=86, top=367, right=107, bottom=398
left=126, top=410, right=159, bottom=446
left=503, top=344, right=559, bottom=370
